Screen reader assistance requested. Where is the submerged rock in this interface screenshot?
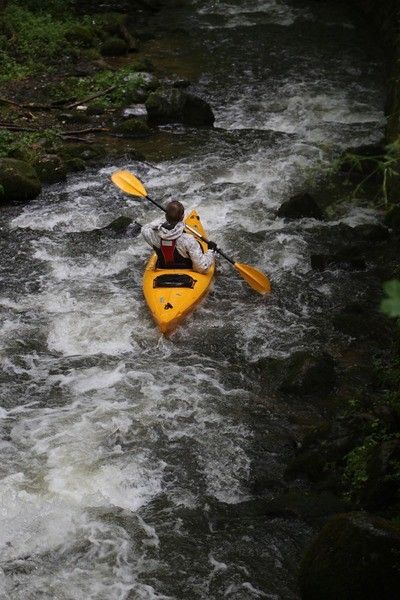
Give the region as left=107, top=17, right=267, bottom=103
left=100, top=216, right=133, bottom=234
left=299, top=512, right=400, bottom=600
left=279, top=352, right=335, bottom=396
left=277, top=193, right=324, bottom=220
left=145, top=87, right=215, bottom=126
left=0, top=158, right=41, bottom=204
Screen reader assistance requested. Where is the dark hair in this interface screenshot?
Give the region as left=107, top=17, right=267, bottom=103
left=166, top=200, right=184, bottom=224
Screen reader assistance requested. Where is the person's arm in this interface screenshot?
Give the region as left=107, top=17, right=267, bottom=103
left=141, top=217, right=163, bottom=247
left=184, top=235, right=215, bottom=274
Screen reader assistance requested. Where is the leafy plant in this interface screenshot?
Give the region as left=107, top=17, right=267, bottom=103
left=381, top=280, right=400, bottom=320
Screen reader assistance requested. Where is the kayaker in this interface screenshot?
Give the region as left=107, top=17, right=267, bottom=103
left=142, top=201, right=217, bottom=274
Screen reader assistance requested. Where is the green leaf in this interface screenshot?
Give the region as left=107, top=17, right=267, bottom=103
left=381, top=279, right=400, bottom=318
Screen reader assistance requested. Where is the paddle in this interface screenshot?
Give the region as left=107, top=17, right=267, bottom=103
left=111, top=170, right=271, bottom=295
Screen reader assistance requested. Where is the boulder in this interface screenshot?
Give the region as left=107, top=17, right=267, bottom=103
left=115, top=117, right=151, bottom=137
left=33, top=154, right=67, bottom=184
left=0, top=158, right=41, bottom=204
left=352, top=223, right=390, bottom=242
left=311, top=249, right=366, bottom=271
left=100, top=216, right=133, bottom=234
left=299, top=512, right=400, bottom=600
left=384, top=205, right=400, bottom=234
left=277, top=193, right=324, bottom=220
left=65, top=158, right=87, bottom=172
left=145, top=87, right=215, bottom=126
left=100, top=36, right=128, bottom=56
left=279, top=352, right=335, bottom=396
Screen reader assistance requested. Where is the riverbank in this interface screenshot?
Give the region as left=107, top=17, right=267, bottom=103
left=0, top=0, right=214, bottom=203
left=294, top=2, right=400, bottom=596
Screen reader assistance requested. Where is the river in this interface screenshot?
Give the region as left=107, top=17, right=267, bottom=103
left=0, top=1, right=385, bottom=598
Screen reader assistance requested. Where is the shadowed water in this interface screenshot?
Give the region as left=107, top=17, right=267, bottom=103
left=0, top=1, right=384, bottom=598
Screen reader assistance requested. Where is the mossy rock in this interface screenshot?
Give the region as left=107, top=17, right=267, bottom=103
left=0, top=158, right=41, bottom=204
left=115, top=118, right=150, bottom=137
left=33, top=154, right=67, bottom=184
left=100, top=37, right=128, bottom=57
left=65, top=24, right=98, bottom=48
left=65, top=158, right=87, bottom=172
left=299, top=512, right=400, bottom=600
left=146, top=87, right=215, bottom=126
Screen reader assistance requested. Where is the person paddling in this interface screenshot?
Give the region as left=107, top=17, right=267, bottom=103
left=142, top=200, right=217, bottom=274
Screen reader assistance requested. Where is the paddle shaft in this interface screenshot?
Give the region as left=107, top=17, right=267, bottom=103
left=146, top=195, right=235, bottom=266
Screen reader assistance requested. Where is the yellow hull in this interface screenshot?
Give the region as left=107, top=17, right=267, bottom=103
left=143, top=210, right=215, bottom=334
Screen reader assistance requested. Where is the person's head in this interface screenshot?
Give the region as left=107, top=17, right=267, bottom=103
left=165, top=200, right=184, bottom=225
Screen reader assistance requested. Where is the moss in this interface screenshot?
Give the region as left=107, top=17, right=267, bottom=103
left=0, top=157, right=41, bottom=203
left=33, top=154, right=67, bottom=183
left=116, top=118, right=150, bottom=137
left=100, top=36, right=128, bottom=57
left=64, top=157, right=86, bottom=172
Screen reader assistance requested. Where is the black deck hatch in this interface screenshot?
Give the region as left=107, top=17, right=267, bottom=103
left=153, top=274, right=196, bottom=289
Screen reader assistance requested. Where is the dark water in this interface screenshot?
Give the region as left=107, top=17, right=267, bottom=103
left=0, top=1, right=384, bottom=598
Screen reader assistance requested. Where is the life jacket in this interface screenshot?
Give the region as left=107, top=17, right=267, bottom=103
left=154, top=239, right=193, bottom=269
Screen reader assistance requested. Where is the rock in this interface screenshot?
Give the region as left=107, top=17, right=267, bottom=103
left=299, top=512, right=400, bottom=600
left=277, top=193, right=324, bottom=220
left=0, top=158, right=41, bottom=204
left=262, top=490, right=349, bottom=521
left=33, top=154, right=67, bottom=184
left=145, top=87, right=215, bottom=126
left=100, top=216, right=133, bottom=234
left=279, top=352, right=336, bottom=396
left=384, top=205, right=400, bottom=233
left=65, top=158, right=87, bottom=172
left=122, top=104, right=147, bottom=121
left=100, top=36, right=128, bottom=56
left=352, top=223, right=390, bottom=242
left=311, top=249, right=366, bottom=271
left=115, top=118, right=151, bottom=137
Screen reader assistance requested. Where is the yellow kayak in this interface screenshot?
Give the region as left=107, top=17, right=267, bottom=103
left=143, top=210, right=215, bottom=334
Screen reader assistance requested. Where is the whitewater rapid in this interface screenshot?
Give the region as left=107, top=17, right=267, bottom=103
left=0, top=1, right=384, bottom=598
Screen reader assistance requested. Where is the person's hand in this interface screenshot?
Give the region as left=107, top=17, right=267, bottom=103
left=207, top=240, right=218, bottom=251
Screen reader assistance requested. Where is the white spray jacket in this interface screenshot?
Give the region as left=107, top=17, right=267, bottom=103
left=141, top=217, right=215, bottom=274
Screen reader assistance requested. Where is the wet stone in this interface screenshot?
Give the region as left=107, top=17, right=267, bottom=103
left=277, top=193, right=324, bottom=220
left=299, top=512, right=400, bottom=600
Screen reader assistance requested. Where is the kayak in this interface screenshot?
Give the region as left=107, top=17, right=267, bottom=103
left=143, top=210, right=215, bottom=334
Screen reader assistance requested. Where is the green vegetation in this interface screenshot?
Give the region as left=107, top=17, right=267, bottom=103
left=334, top=139, right=400, bottom=206
left=382, top=279, right=400, bottom=320
left=0, top=129, right=60, bottom=161
left=46, top=67, right=146, bottom=108
left=0, top=1, right=96, bottom=82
